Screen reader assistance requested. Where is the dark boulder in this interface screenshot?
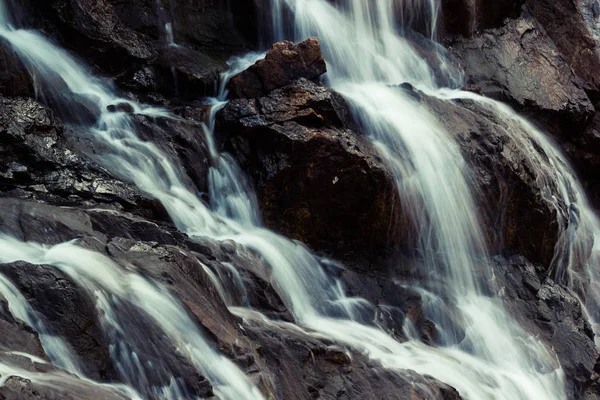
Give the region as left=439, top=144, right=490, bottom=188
left=0, top=96, right=165, bottom=220
left=219, top=78, right=404, bottom=269
left=526, top=0, right=600, bottom=93
left=242, top=317, right=462, bottom=400
left=227, top=38, right=327, bottom=99
left=405, top=87, right=562, bottom=267
left=440, top=0, right=525, bottom=37
left=494, top=255, right=598, bottom=397
left=449, top=13, right=594, bottom=136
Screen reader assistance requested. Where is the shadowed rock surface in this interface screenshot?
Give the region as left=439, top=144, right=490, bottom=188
left=449, top=13, right=594, bottom=136
left=228, top=38, right=327, bottom=99
left=220, top=77, right=404, bottom=268
left=1, top=0, right=600, bottom=398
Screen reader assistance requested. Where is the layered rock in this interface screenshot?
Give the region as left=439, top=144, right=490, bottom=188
left=0, top=197, right=465, bottom=399
left=228, top=38, right=327, bottom=99
left=219, top=77, right=404, bottom=268
left=7, top=0, right=259, bottom=99
left=449, top=13, right=594, bottom=136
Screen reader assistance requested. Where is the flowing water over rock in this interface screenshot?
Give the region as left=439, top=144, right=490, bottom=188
left=0, top=0, right=598, bottom=399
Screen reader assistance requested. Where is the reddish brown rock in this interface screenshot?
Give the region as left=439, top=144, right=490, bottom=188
left=526, top=0, right=600, bottom=92
left=227, top=38, right=327, bottom=99
left=219, top=78, right=405, bottom=269
left=448, top=14, right=594, bottom=137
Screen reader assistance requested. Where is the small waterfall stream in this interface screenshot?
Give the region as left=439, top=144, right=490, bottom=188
left=0, top=0, right=597, bottom=399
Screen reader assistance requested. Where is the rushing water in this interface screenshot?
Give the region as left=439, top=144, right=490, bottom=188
left=0, top=0, right=597, bottom=399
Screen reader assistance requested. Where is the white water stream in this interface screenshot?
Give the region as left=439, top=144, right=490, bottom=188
left=0, top=0, right=597, bottom=399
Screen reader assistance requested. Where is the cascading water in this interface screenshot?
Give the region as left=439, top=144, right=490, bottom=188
left=0, top=0, right=596, bottom=399
left=0, top=5, right=265, bottom=400
left=438, top=89, right=600, bottom=341
left=253, top=0, right=571, bottom=398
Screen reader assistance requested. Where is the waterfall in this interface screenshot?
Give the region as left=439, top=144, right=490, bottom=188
left=0, top=236, right=264, bottom=399
left=0, top=0, right=595, bottom=399
left=0, top=5, right=264, bottom=400
left=255, top=0, right=571, bottom=398
left=438, top=89, right=600, bottom=340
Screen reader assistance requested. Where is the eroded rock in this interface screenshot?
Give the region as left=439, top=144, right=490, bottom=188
left=449, top=14, right=594, bottom=135
left=228, top=38, right=327, bottom=99
left=495, top=255, right=598, bottom=397
left=219, top=78, right=404, bottom=268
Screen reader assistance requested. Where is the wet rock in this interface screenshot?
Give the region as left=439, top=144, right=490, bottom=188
left=0, top=41, right=35, bottom=97
left=449, top=14, right=594, bottom=136
left=440, top=0, right=525, bottom=37
left=242, top=317, right=462, bottom=400
left=0, top=96, right=165, bottom=220
left=0, top=361, right=130, bottom=400
left=131, top=111, right=212, bottom=195
left=0, top=261, right=115, bottom=381
left=219, top=78, right=404, bottom=268
left=228, top=38, right=327, bottom=99
left=106, top=102, right=134, bottom=113
left=495, top=255, right=597, bottom=397
left=565, top=111, right=600, bottom=209
left=526, top=0, right=600, bottom=92
left=13, top=0, right=259, bottom=99
left=0, top=198, right=280, bottom=393
left=340, top=266, right=451, bottom=344
left=0, top=200, right=240, bottom=397
left=415, top=90, right=561, bottom=267
left=155, top=45, right=228, bottom=98
left=0, top=294, right=46, bottom=359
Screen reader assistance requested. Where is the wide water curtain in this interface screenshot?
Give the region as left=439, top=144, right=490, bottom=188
left=0, top=0, right=599, bottom=399
left=259, top=0, right=572, bottom=399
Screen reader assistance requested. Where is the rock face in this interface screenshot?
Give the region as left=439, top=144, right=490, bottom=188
left=0, top=96, right=153, bottom=215
left=0, top=198, right=461, bottom=400
left=244, top=318, right=462, bottom=400
left=1, top=0, right=600, bottom=398
left=443, top=0, right=600, bottom=213
left=8, top=0, right=259, bottom=99
left=397, top=85, right=562, bottom=267
left=526, top=0, right=600, bottom=92
left=496, top=256, right=598, bottom=396
left=440, top=0, right=526, bottom=37
left=219, top=77, right=404, bottom=267
left=228, top=38, right=327, bottom=99
left=449, top=13, right=594, bottom=135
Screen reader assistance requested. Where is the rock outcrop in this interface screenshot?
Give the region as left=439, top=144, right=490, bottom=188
left=440, top=0, right=526, bottom=37
left=526, top=0, right=600, bottom=93
left=220, top=76, right=404, bottom=268
left=449, top=13, right=594, bottom=136
left=228, top=38, right=327, bottom=99
left=8, top=0, right=259, bottom=99
left=495, top=255, right=598, bottom=395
